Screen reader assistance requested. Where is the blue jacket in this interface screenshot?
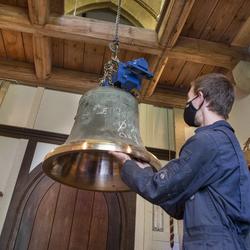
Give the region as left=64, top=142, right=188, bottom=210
left=121, top=121, right=250, bottom=249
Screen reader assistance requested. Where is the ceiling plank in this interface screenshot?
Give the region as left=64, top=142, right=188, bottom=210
left=1, top=30, right=26, bottom=61
left=145, top=0, right=196, bottom=97
left=168, top=36, right=250, bottom=69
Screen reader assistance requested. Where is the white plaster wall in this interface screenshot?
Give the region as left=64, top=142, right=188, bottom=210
left=0, top=138, right=27, bottom=234
left=0, top=85, right=36, bottom=127
left=34, top=89, right=81, bottom=134
left=229, top=95, right=250, bottom=147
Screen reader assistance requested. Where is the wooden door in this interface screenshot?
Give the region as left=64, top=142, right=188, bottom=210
left=0, top=140, right=136, bottom=250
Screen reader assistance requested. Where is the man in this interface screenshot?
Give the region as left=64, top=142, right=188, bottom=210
left=111, top=73, right=250, bottom=249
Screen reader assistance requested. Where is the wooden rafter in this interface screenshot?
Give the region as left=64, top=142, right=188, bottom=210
left=0, top=60, right=98, bottom=93
left=169, top=37, right=250, bottom=69
left=144, top=0, right=196, bottom=97
left=32, top=34, right=52, bottom=80
left=0, top=59, right=185, bottom=108
left=27, top=0, right=52, bottom=80
left=28, top=0, right=50, bottom=25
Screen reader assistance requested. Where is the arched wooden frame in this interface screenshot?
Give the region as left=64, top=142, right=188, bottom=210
left=65, top=1, right=158, bottom=29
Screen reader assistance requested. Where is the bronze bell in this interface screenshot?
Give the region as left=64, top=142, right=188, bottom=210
left=42, top=87, right=161, bottom=191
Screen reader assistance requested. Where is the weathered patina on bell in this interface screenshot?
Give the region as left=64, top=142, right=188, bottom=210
left=42, top=87, right=161, bottom=191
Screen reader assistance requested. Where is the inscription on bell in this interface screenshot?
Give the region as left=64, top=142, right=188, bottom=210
left=67, top=87, right=142, bottom=146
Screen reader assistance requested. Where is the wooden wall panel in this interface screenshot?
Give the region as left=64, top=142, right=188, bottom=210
left=104, top=193, right=121, bottom=250
left=52, top=38, right=64, bottom=67
left=68, top=190, right=94, bottom=250
left=28, top=183, right=60, bottom=250
left=22, top=33, right=34, bottom=63
left=88, top=193, right=108, bottom=250
left=83, top=43, right=105, bottom=74
left=2, top=30, right=26, bottom=61
left=63, top=40, right=84, bottom=71
left=48, top=185, right=78, bottom=250
left=14, top=176, right=55, bottom=249
left=0, top=30, right=7, bottom=58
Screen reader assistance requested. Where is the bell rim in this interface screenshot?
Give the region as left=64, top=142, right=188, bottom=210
left=44, top=139, right=161, bottom=169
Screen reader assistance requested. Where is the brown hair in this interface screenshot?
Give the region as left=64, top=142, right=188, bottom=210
left=192, top=73, right=235, bottom=119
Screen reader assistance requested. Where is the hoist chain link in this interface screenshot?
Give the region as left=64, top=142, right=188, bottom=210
left=99, top=0, right=122, bottom=86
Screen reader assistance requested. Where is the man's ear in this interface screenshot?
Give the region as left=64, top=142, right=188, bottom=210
left=197, top=91, right=205, bottom=103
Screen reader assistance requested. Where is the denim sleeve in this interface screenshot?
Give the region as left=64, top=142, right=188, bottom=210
left=121, top=132, right=219, bottom=219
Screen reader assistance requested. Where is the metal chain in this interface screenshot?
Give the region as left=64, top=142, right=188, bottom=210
left=100, top=0, right=122, bottom=86
left=111, top=0, right=121, bottom=60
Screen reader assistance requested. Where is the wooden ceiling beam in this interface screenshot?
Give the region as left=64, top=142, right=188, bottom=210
left=0, top=4, right=161, bottom=55
left=143, top=89, right=186, bottom=109
left=28, top=0, right=50, bottom=25
left=32, top=34, right=52, bottom=80
left=144, top=0, right=196, bottom=97
left=169, top=36, right=250, bottom=69
left=0, top=59, right=185, bottom=108
left=0, top=60, right=99, bottom=93
left=28, top=0, right=51, bottom=80
left=44, top=15, right=161, bottom=55
left=157, top=0, right=196, bottom=47
left=0, top=4, right=34, bottom=33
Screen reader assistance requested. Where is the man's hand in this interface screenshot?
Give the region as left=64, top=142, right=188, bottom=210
left=109, top=151, right=152, bottom=169
left=109, top=151, right=131, bottom=165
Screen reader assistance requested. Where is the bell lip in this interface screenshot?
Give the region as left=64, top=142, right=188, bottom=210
left=44, top=139, right=162, bottom=169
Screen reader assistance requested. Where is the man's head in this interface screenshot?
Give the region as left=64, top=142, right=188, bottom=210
left=184, top=73, right=235, bottom=127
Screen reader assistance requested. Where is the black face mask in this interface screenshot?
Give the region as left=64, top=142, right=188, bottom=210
left=183, top=95, right=204, bottom=127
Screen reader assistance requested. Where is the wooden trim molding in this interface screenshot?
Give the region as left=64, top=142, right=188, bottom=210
left=0, top=124, right=176, bottom=161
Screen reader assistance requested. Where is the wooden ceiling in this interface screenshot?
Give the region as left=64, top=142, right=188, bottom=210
left=0, top=0, right=249, bottom=108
